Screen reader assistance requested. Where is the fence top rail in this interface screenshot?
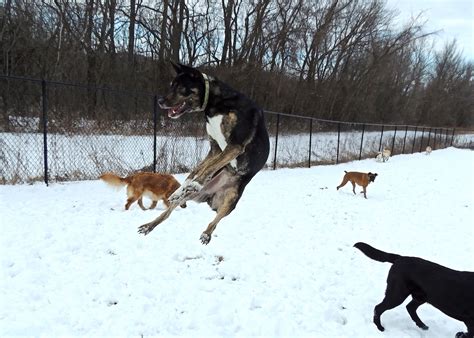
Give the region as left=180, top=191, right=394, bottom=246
left=263, top=110, right=454, bottom=131
left=1, top=74, right=455, bottom=131
left=0, top=74, right=156, bottom=98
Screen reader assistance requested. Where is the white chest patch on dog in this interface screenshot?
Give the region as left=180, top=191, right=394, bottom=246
left=206, top=115, right=237, bottom=168
left=206, top=115, right=226, bottom=149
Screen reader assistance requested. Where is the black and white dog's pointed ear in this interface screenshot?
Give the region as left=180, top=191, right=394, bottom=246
left=170, top=60, right=182, bottom=74
left=171, top=61, right=201, bottom=78
left=183, top=65, right=201, bottom=78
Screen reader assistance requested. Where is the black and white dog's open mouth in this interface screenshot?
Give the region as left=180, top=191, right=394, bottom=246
left=162, top=102, right=188, bottom=119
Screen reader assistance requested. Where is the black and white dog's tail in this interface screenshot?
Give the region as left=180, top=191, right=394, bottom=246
left=354, top=242, right=401, bottom=263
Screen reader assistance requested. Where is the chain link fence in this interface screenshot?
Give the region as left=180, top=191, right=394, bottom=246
left=1, top=75, right=472, bottom=185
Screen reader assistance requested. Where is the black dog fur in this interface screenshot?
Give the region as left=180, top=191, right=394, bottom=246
left=354, top=242, right=474, bottom=337
left=138, top=62, right=269, bottom=244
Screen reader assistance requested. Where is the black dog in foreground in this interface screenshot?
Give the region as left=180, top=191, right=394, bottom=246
left=138, top=62, right=269, bottom=244
left=354, top=242, right=474, bottom=338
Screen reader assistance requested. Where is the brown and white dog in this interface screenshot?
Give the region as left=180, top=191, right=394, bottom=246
left=425, top=146, right=432, bottom=155
left=336, top=171, right=378, bottom=199
left=100, top=172, right=185, bottom=210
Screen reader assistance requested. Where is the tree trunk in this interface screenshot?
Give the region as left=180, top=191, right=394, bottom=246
left=128, top=0, right=136, bottom=65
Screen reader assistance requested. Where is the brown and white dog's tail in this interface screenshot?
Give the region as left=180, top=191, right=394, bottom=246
left=99, top=173, right=131, bottom=188
left=354, top=242, right=401, bottom=264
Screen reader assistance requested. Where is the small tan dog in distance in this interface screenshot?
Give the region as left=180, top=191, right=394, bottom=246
left=425, top=146, right=432, bottom=155
left=337, top=171, right=378, bottom=199
left=376, top=148, right=391, bottom=162
left=100, top=172, right=186, bottom=210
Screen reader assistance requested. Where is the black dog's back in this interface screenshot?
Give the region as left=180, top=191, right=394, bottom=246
left=354, top=242, right=474, bottom=337
left=355, top=242, right=474, bottom=303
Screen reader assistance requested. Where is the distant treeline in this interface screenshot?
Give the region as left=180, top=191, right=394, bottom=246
left=1, top=0, right=473, bottom=129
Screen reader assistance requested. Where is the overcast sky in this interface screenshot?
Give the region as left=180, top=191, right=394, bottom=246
left=385, top=0, right=473, bottom=61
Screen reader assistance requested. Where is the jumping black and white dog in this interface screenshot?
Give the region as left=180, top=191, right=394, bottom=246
left=139, top=62, right=269, bottom=245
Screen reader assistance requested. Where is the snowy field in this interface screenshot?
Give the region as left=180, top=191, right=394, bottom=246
left=1, top=147, right=473, bottom=337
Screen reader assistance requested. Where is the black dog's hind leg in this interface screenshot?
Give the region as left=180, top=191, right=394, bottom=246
left=406, top=298, right=429, bottom=330
left=469, top=322, right=474, bottom=338
left=373, top=279, right=410, bottom=331
left=456, top=320, right=474, bottom=338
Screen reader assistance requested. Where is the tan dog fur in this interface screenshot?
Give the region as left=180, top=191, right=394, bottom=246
left=425, top=146, right=432, bottom=155
left=376, top=148, right=391, bottom=162
left=337, top=171, right=378, bottom=199
left=100, top=172, right=185, bottom=210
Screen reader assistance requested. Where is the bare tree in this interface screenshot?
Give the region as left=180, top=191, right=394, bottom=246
left=1, top=0, right=472, bottom=128
left=128, top=0, right=137, bottom=64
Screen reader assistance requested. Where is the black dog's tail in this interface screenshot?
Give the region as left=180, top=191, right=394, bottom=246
left=354, top=242, right=401, bottom=263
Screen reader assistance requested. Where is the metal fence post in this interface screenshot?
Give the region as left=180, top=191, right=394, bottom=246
left=308, top=119, right=313, bottom=168
left=391, top=126, right=397, bottom=155
left=41, top=79, right=49, bottom=186
left=450, top=128, right=455, bottom=146
left=419, top=128, right=425, bottom=152
left=433, top=128, right=437, bottom=149
left=152, top=95, right=158, bottom=172
left=378, top=125, right=385, bottom=151
left=273, top=113, right=280, bottom=170
left=402, top=126, right=408, bottom=154
left=427, top=128, right=432, bottom=149
left=336, top=122, right=341, bottom=164
left=359, top=124, right=365, bottom=161
left=411, top=126, right=417, bottom=154
left=445, top=129, right=449, bottom=147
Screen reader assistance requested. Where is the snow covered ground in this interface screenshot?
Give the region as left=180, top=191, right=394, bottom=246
left=1, top=147, right=473, bottom=337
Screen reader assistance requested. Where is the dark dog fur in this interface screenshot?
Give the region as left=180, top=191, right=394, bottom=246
left=138, top=62, right=269, bottom=244
left=354, top=242, right=474, bottom=337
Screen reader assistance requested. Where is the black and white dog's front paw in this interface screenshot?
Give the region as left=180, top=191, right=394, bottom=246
left=200, top=232, right=211, bottom=245
left=170, top=180, right=202, bottom=204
